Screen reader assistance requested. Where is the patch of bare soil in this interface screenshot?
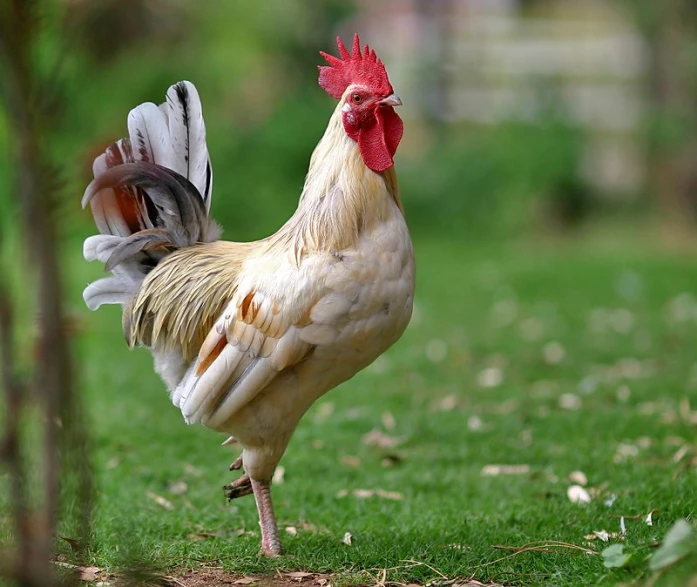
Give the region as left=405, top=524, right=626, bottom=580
left=167, top=568, right=497, bottom=587
left=52, top=560, right=498, bottom=587
left=169, top=569, right=325, bottom=587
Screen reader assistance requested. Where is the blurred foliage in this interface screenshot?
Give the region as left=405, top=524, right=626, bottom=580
left=4, top=0, right=678, bottom=244
left=401, top=120, right=586, bottom=237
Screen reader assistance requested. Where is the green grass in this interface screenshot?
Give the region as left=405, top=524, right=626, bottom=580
left=22, top=234, right=697, bottom=585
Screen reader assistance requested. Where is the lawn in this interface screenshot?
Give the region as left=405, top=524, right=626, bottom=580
left=48, top=233, right=697, bottom=585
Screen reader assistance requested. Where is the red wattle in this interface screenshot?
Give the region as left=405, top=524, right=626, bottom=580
left=357, top=106, right=403, bottom=173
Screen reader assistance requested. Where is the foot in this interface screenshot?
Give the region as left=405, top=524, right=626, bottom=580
left=223, top=472, right=252, bottom=500
left=260, top=545, right=283, bottom=557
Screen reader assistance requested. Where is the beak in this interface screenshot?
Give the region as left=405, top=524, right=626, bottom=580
left=378, top=93, right=402, bottom=107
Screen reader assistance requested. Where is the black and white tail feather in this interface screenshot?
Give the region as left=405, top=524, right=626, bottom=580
left=82, top=81, right=219, bottom=311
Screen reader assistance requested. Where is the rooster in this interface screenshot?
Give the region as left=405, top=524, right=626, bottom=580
left=82, top=34, right=414, bottom=556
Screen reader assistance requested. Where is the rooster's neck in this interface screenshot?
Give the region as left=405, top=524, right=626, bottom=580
left=276, top=106, right=402, bottom=260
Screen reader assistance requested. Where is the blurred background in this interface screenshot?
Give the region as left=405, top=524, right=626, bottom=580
left=3, top=0, right=697, bottom=244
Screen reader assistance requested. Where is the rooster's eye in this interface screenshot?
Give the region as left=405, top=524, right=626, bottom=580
left=351, top=93, right=362, bottom=104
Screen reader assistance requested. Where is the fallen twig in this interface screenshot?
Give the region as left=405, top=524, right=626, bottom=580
left=480, top=540, right=598, bottom=568
left=399, top=558, right=450, bottom=582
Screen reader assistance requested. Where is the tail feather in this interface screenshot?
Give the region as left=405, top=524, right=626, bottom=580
left=103, top=229, right=173, bottom=272
left=164, top=82, right=213, bottom=210
left=84, top=234, right=150, bottom=282
left=83, top=162, right=217, bottom=245
left=83, top=276, right=133, bottom=311
left=84, top=234, right=120, bottom=263
left=82, top=81, right=218, bottom=312
left=90, top=140, right=157, bottom=237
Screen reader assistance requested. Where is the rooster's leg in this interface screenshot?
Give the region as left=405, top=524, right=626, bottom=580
left=251, top=479, right=283, bottom=556
left=223, top=472, right=252, bottom=500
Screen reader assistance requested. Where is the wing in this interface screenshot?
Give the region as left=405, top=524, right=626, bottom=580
left=171, top=285, right=345, bottom=430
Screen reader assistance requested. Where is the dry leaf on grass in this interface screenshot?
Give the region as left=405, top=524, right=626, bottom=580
left=375, top=489, right=403, bottom=500
left=480, top=464, right=530, bottom=476
left=567, top=485, right=591, bottom=504
left=585, top=530, right=609, bottom=542
left=585, top=530, right=624, bottom=542
left=186, top=530, right=222, bottom=541
left=233, top=578, right=259, bottom=585
left=51, top=562, right=108, bottom=584
left=79, top=566, right=104, bottom=582
left=543, top=341, right=566, bottom=364
left=286, top=526, right=298, bottom=536
left=168, top=480, right=188, bottom=495
left=285, top=571, right=315, bottom=581
left=380, top=453, right=403, bottom=467
left=468, top=415, right=484, bottom=431
left=636, top=436, right=651, bottom=448
left=613, top=442, right=640, bottom=463
left=477, top=367, right=503, bottom=388
left=336, top=488, right=403, bottom=500
left=679, top=396, right=697, bottom=424
left=362, top=428, right=402, bottom=448
left=342, top=532, right=352, bottom=545
left=301, top=521, right=318, bottom=532
left=433, top=394, right=458, bottom=412
left=341, top=455, right=361, bottom=468
left=568, top=470, right=588, bottom=486
left=616, top=385, right=631, bottom=402
left=146, top=490, right=174, bottom=510
left=559, top=393, right=582, bottom=410
left=672, top=444, right=690, bottom=463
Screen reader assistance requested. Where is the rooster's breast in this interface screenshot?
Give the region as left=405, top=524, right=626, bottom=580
left=311, top=212, right=414, bottom=377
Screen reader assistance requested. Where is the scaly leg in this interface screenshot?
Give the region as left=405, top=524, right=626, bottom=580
left=251, top=479, right=283, bottom=556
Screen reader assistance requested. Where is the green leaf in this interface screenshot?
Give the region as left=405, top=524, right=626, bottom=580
left=602, top=543, right=632, bottom=568
left=649, top=520, right=694, bottom=571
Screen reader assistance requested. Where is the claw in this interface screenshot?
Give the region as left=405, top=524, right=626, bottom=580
left=223, top=473, right=252, bottom=500
left=229, top=455, right=243, bottom=471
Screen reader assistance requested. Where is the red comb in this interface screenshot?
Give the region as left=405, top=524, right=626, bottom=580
left=318, top=34, right=393, bottom=100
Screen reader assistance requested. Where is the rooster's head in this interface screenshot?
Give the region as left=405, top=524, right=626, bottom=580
left=318, top=34, right=403, bottom=173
